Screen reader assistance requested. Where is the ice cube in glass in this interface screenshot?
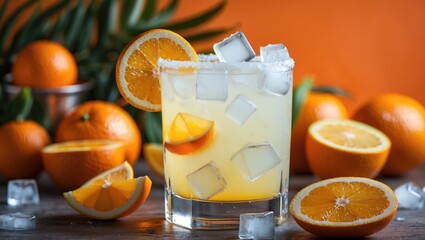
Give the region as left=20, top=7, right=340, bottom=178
left=239, top=211, right=275, bottom=239
left=213, top=32, right=256, bottom=63
left=394, top=182, right=424, bottom=209
left=187, top=161, right=227, bottom=199
left=7, top=179, right=40, bottom=206
left=232, top=142, right=281, bottom=182
left=261, top=64, right=292, bottom=96
left=260, top=44, right=290, bottom=62
left=171, top=73, right=197, bottom=99
left=225, top=94, right=257, bottom=125
left=0, top=212, right=36, bottom=230
left=196, top=70, right=228, bottom=101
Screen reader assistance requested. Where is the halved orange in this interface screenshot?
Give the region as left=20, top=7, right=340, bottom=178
left=63, top=162, right=152, bottom=220
left=290, top=177, right=398, bottom=238
left=306, top=119, right=391, bottom=179
left=116, top=29, right=198, bottom=112
left=164, top=112, right=214, bottom=155
left=42, top=139, right=126, bottom=190
left=143, top=143, right=164, bottom=177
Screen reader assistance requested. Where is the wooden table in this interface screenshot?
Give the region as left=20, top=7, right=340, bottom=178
left=1, top=162, right=424, bottom=239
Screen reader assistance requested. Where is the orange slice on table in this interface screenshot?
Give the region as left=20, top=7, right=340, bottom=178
left=164, top=112, right=214, bottom=155
left=290, top=177, right=398, bottom=238
left=63, top=162, right=152, bottom=220
left=116, top=29, right=198, bottom=112
left=306, top=119, right=391, bottom=179
left=42, top=139, right=126, bottom=190
left=143, top=143, right=164, bottom=177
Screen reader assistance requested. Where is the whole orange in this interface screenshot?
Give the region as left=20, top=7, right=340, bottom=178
left=352, top=93, right=425, bottom=176
left=0, top=120, right=51, bottom=179
left=291, top=92, right=348, bottom=174
left=55, top=101, right=142, bottom=165
left=11, top=40, right=78, bottom=88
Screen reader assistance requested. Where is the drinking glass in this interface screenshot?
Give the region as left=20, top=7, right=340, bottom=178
left=159, top=55, right=293, bottom=229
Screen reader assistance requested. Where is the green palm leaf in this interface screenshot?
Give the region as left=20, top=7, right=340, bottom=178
left=164, top=0, right=226, bottom=31
left=64, top=0, right=86, bottom=50
left=0, top=0, right=37, bottom=52
left=120, top=0, right=144, bottom=30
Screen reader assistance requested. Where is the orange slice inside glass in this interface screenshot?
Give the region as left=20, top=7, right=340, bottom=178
left=164, top=113, right=214, bottom=155
left=116, top=29, right=198, bottom=112
left=290, top=177, right=398, bottom=238
left=63, top=162, right=152, bottom=220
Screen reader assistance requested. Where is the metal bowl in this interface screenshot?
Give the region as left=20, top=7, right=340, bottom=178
left=4, top=78, right=94, bottom=131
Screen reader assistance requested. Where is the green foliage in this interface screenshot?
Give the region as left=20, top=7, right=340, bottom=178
left=292, top=77, right=313, bottom=126
left=0, top=0, right=233, bottom=141
left=1, top=87, right=33, bottom=123
left=292, top=76, right=350, bottom=127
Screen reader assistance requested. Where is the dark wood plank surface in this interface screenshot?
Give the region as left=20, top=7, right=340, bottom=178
left=1, top=162, right=424, bottom=239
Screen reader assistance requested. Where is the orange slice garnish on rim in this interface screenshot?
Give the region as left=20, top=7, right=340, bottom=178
left=115, top=29, right=198, bottom=112
left=164, top=113, right=214, bottom=155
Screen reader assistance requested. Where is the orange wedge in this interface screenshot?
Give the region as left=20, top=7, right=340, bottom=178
left=164, top=112, right=214, bottom=155
left=116, top=29, right=198, bottom=112
left=290, top=177, right=398, bottom=238
left=42, top=140, right=126, bottom=190
left=143, top=143, right=164, bottom=177
left=306, top=119, right=391, bottom=179
left=63, top=162, right=152, bottom=220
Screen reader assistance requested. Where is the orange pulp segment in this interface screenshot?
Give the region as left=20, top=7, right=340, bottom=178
left=116, top=29, right=198, bottom=112
left=81, top=161, right=133, bottom=187
left=164, top=113, right=214, bottom=155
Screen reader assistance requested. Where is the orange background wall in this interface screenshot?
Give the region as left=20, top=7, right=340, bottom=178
left=5, top=0, right=425, bottom=113
left=168, top=0, right=425, bottom=113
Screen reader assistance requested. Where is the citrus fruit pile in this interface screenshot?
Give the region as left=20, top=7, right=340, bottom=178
left=291, top=83, right=425, bottom=178
left=0, top=40, right=79, bottom=180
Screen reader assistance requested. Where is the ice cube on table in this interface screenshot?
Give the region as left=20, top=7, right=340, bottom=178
left=187, top=161, right=227, bottom=199
left=239, top=211, right=275, bottom=239
left=232, top=142, right=281, bottom=182
left=225, top=95, right=257, bottom=125
left=213, top=32, right=256, bottom=63
left=7, top=179, right=40, bottom=206
left=0, top=212, right=36, bottom=230
left=196, top=70, right=228, bottom=101
left=260, top=44, right=290, bottom=62
left=395, top=182, right=424, bottom=209
left=261, top=64, right=292, bottom=96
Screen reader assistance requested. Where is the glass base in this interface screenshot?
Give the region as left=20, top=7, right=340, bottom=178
left=165, top=190, right=288, bottom=230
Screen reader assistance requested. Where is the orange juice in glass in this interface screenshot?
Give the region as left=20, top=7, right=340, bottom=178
left=159, top=48, right=294, bottom=229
